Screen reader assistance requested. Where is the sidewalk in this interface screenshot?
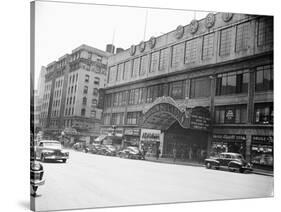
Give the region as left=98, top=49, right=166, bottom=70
left=144, top=156, right=273, bottom=177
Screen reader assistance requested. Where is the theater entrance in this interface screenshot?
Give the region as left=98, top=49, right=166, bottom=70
left=140, top=97, right=211, bottom=162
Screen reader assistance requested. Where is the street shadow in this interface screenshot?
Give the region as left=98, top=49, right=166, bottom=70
left=17, top=200, right=29, bottom=209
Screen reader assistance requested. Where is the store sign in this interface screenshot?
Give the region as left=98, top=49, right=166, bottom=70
left=189, top=107, right=210, bottom=130
left=224, top=108, right=235, bottom=123
left=252, top=135, right=273, bottom=144
left=213, top=134, right=246, bottom=141
left=140, top=129, right=161, bottom=142
left=124, top=128, right=140, bottom=136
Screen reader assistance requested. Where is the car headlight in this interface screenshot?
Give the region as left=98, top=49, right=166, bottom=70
left=31, top=162, right=42, bottom=171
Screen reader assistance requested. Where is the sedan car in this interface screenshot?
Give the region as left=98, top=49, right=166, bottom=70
left=117, top=146, right=145, bottom=160
left=205, top=152, right=252, bottom=173
left=36, top=140, right=69, bottom=163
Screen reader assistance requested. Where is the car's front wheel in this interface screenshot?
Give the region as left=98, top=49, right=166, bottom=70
left=206, top=162, right=212, bottom=169
left=62, top=159, right=67, bottom=163
left=239, top=168, right=245, bottom=173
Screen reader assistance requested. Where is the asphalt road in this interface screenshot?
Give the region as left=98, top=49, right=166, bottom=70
left=32, top=150, right=273, bottom=211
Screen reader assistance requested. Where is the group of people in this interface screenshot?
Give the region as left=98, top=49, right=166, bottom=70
left=171, top=145, right=207, bottom=163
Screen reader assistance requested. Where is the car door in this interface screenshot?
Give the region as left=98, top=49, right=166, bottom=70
left=223, top=154, right=232, bottom=167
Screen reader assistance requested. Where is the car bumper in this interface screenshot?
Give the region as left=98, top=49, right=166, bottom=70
left=241, top=166, right=253, bottom=171
left=30, top=179, right=45, bottom=186
left=44, top=155, right=69, bottom=160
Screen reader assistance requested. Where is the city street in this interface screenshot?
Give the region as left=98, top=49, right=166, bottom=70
left=33, top=150, right=273, bottom=211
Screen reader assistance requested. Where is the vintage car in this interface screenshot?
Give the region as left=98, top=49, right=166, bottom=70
left=30, top=161, right=45, bottom=196
left=117, top=146, right=145, bottom=160
left=36, top=140, right=69, bottom=163
left=205, top=152, right=252, bottom=173
left=30, top=138, right=45, bottom=196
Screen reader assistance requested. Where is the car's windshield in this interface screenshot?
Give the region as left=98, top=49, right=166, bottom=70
left=43, top=142, right=61, bottom=148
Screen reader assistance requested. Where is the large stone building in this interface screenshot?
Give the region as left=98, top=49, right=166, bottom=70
left=40, top=44, right=111, bottom=142
left=101, top=13, right=273, bottom=169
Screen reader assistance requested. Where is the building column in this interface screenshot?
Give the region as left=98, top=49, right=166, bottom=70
left=247, top=68, right=255, bottom=124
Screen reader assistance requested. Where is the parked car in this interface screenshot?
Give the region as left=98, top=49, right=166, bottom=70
left=87, top=143, right=103, bottom=154
left=36, top=140, right=69, bottom=163
left=205, top=152, right=252, bottom=173
left=30, top=161, right=45, bottom=196
left=117, top=146, right=145, bottom=160
left=96, top=144, right=117, bottom=156
left=30, top=138, right=45, bottom=196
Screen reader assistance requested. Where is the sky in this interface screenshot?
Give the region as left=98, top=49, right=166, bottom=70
left=34, top=1, right=209, bottom=88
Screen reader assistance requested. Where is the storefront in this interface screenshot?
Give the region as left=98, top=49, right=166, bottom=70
left=211, top=134, right=246, bottom=157
left=251, top=135, right=273, bottom=168
left=123, top=128, right=141, bottom=147
left=140, top=129, right=162, bottom=157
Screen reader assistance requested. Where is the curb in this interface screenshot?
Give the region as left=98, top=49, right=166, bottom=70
left=145, top=158, right=273, bottom=177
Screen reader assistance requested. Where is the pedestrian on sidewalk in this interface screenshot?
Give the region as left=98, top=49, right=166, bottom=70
left=156, top=147, right=160, bottom=160
left=173, top=146, right=177, bottom=162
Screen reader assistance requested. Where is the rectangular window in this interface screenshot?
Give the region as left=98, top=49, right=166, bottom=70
left=202, top=33, right=214, bottom=60
left=254, top=103, right=273, bottom=124
left=121, top=91, right=127, bottom=106
left=169, top=81, right=184, bottom=100
left=216, top=70, right=249, bottom=96
left=235, top=22, right=250, bottom=52
left=83, top=86, right=88, bottom=94
left=116, top=63, right=124, bottom=81
left=150, top=51, right=159, bottom=73
left=185, top=38, right=198, bottom=63
left=140, top=55, right=148, bottom=76
left=85, top=74, right=90, bottom=83
left=220, top=27, right=233, bottom=56
left=126, top=112, right=141, bottom=125
left=190, top=77, right=211, bottom=98
left=172, top=43, right=184, bottom=68
left=255, top=64, right=273, bottom=92
left=257, top=16, right=273, bottom=46
left=129, top=89, right=135, bottom=105
left=159, top=48, right=169, bottom=71
left=215, top=105, right=247, bottom=124
left=132, top=58, right=140, bottom=78
left=108, top=66, right=117, bottom=83
left=123, top=61, right=131, bottom=80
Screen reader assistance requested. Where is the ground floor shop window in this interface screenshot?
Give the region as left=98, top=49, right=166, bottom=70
left=254, top=102, right=273, bottom=124
left=211, top=134, right=246, bottom=157
left=251, top=135, right=273, bottom=166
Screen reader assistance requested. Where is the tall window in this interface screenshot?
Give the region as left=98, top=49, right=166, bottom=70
left=129, top=89, right=135, bottom=105
left=85, top=74, right=90, bottom=83
left=185, top=38, right=198, bottom=63
left=255, top=64, right=273, bottom=92
left=215, top=105, right=247, bottom=124
left=150, top=51, right=160, bottom=73
left=169, top=81, right=184, bottom=99
left=172, top=43, right=184, bottom=68
left=81, top=108, right=86, bottom=116
left=235, top=22, right=250, bottom=52
left=159, top=48, right=169, bottom=71
left=202, top=33, right=214, bottom=60
left=190, top=77, right=211, bottom=98
left=216, top=70, right=249, bottom=96
left=132, top=58, right=140, bottom=78
left=121, top=91, right=127, bottom=106
left=92, top=99, right=97, bottom=106
left=220, top=27, right=233, bottom=56
left=140, top=55, right=148, bottom=76
left=108, top=66, right=117, bottom=83
left=123, top=61, right=131, bottom=80
left=257, top=16, right=273, bottom=46
left=116, top=63, right=124, bottom=81
left=254, top=103, right=273, bottom=124
left=83, top=86, right=88, bottom=94
left=82, top=97, right=87, bottom=105
left=93, top=88, right=99, bottom=96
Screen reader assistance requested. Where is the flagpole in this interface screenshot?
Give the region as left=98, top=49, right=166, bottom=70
left=143, top=9, right=148, bottom=40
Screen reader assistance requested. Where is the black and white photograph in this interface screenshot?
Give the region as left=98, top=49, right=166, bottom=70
left=29, top=0, right=274, bottom=211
